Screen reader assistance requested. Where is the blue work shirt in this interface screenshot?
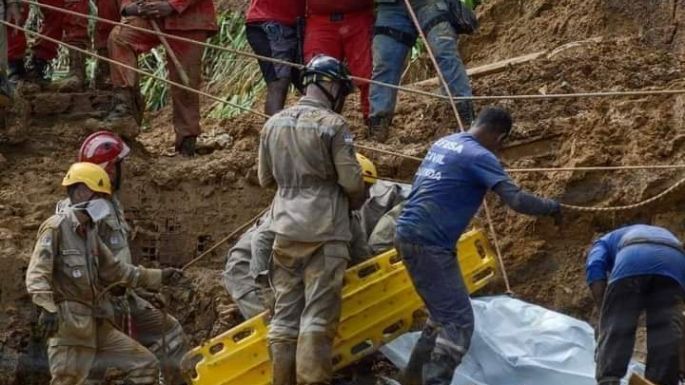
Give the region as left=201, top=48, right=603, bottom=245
left=585, top=225, right=685, bottom=290
left=396, top=133, right=509, bottom=250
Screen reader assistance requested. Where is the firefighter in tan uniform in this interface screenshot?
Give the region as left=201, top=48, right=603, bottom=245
left=64, top=131, right=189, bottom=384
left=258, top=54, right=365, bottom=385
left=26, top=162, right=184, bottom=385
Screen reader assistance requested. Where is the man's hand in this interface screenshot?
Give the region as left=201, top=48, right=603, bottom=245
left=161, top=267, right=184, bottom=285
left=38, top=309, right=59, bottom=339
left=139, top=1, right=175, bottom=18
left=122, top=1, right=142, bottom=16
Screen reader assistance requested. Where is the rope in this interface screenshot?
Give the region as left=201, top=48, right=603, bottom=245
left=355, top=144, right=685, bottom=174
left=13, top=17, right=674, bottom=178
left=8, top=16, right=685, bottom=217
left=560, top=176, right=685, bottom=212
left=0, top=20, right=271, bottom=120
left=182, top=207, right=269, bottom=270
left=15, top=0, right=685, bottom=103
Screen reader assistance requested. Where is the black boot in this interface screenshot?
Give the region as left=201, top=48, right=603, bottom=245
left=107, top=87, right=144, bottom=125
left=423, top=353, right=459, bottom=385
left=368, top=115, right=391, bottom=143
left=175, top=136, right=197, bottom=157
left=26, top=58, right=50, bottom=86
left=456, top=101, right=475, bottom=129
left=401, top=324, right=438, bottom=385
left=0, top=71, right=13, bottom=107
left=8, top=60, right=26, bottom=84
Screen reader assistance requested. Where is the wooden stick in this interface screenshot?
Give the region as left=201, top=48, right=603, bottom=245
left=150, top=20, right=191, bottom=87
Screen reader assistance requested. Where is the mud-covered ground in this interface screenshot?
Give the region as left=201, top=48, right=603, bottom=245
left=1, top=0, right=685, bottom=383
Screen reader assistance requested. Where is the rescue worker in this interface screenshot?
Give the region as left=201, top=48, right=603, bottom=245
left=395, top=107, right=561, bottom=385
left=73, top=130, right=189, bottom=384
left=224, top=155, right=393, bottom=321
left=26, top=162, right=184, bottom=385
left=369, top=0, right=477, bottom=142
left=258, top=54, right=364, bottom=385
left=107, top=0, right=218, bottom=156
left=8, top=0, right=89, bottom=89
left=223, top=213, right=275, bottom=320
left=586, top=224, right=685, bottom=385
left=245, top=0, right=305, bottom=115
left=0, top=0, right=20, bottom=102
left=304, top=0, right=373, bottom=120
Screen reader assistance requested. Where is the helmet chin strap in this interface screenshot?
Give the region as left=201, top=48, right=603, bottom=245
left=314, top=82, right=344, bottom=112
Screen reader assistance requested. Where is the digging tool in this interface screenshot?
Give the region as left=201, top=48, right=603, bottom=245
left=150, top=20, right=191, bottom=87
left=182, top=207, right=269, bottom=271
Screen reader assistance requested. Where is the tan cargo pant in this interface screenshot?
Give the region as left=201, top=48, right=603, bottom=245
left=48, top=321, right=159, bottom=385
left=267, top=240, right=348, bottom=385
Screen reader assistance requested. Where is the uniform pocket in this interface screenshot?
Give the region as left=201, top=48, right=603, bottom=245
left=60, top=252, right=87, bottom=280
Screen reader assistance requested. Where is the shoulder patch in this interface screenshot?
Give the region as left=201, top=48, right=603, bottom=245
left=344, top=132, right=355, bottom=145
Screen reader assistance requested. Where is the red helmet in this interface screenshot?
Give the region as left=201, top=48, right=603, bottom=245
left=78, top=131, right=131, bottom=174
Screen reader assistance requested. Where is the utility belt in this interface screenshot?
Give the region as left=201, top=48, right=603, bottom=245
left=375, top=0, right=478, bottom=47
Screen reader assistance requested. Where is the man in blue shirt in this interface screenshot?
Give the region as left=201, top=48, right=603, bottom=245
left=395, top=107, right=561, bottom=385
left=586, top=224, right=685, bottom=385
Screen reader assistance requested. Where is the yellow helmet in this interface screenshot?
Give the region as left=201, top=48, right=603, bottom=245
left=356, top=153, right=377, bottom=184
left=62, top=162, right=112, bottom=195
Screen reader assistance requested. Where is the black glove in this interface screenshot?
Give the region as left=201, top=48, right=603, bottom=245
left=38, top=309, right=58, bottom=340
left=161, top=268, right=184, bottom=285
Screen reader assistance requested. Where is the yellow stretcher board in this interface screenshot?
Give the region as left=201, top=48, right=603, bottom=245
left=182, top=229, right=498, bottom=385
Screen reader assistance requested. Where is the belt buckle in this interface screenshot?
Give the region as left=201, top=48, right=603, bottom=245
left=330, top=13, right=344, bottom=22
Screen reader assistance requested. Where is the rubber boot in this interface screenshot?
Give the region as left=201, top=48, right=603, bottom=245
left=456, top=101, right=475, bottom=129
left=0, top=71, right=13, bottom=107
left=297, top=332, right=334, bottom=385
left=26, top=57, right=50, bottom=87
left=94, top=48, right=112, bottom=90
left=368, top=115, right=391, bottom=143
left=401, top=324, right=438, bottom=385
left=175, top=136, right=196, bottom=157
left=8, top=60, right=26, bottom=85
left=56, top=50, right=86, bottom=92
left=107, top=87, right=144, bottom=125
left=269, top=341, right=297, bottom=385
left=423, top=353, right=459, bottom=385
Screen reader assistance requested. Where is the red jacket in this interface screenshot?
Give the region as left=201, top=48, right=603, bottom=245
left=306, top=0, right=373, bottom=15
left=121, top=0, right=218, bottom=32
left=246, top=0, right=306, bottom=26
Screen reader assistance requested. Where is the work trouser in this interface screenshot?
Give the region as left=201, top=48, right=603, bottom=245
left=596, top=275, right=684, bottom=385
left=116, top=292, right=189, bottom=385
left=95, top=0, right=121, bottom=50
left=48, top=320, right=159, bottom=385
left=395, top=238, right=474, bottom=376
left=267, top=241, right=348, bottom=385
left=304, top=10, right=374, bottom=119
left=108, top=18, right=207, bottom=145
left=223, top=246, right=268, bottom=319
left=370, top=2, right=472, bottom=123
left=7, top=0, right=89, bottom=62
